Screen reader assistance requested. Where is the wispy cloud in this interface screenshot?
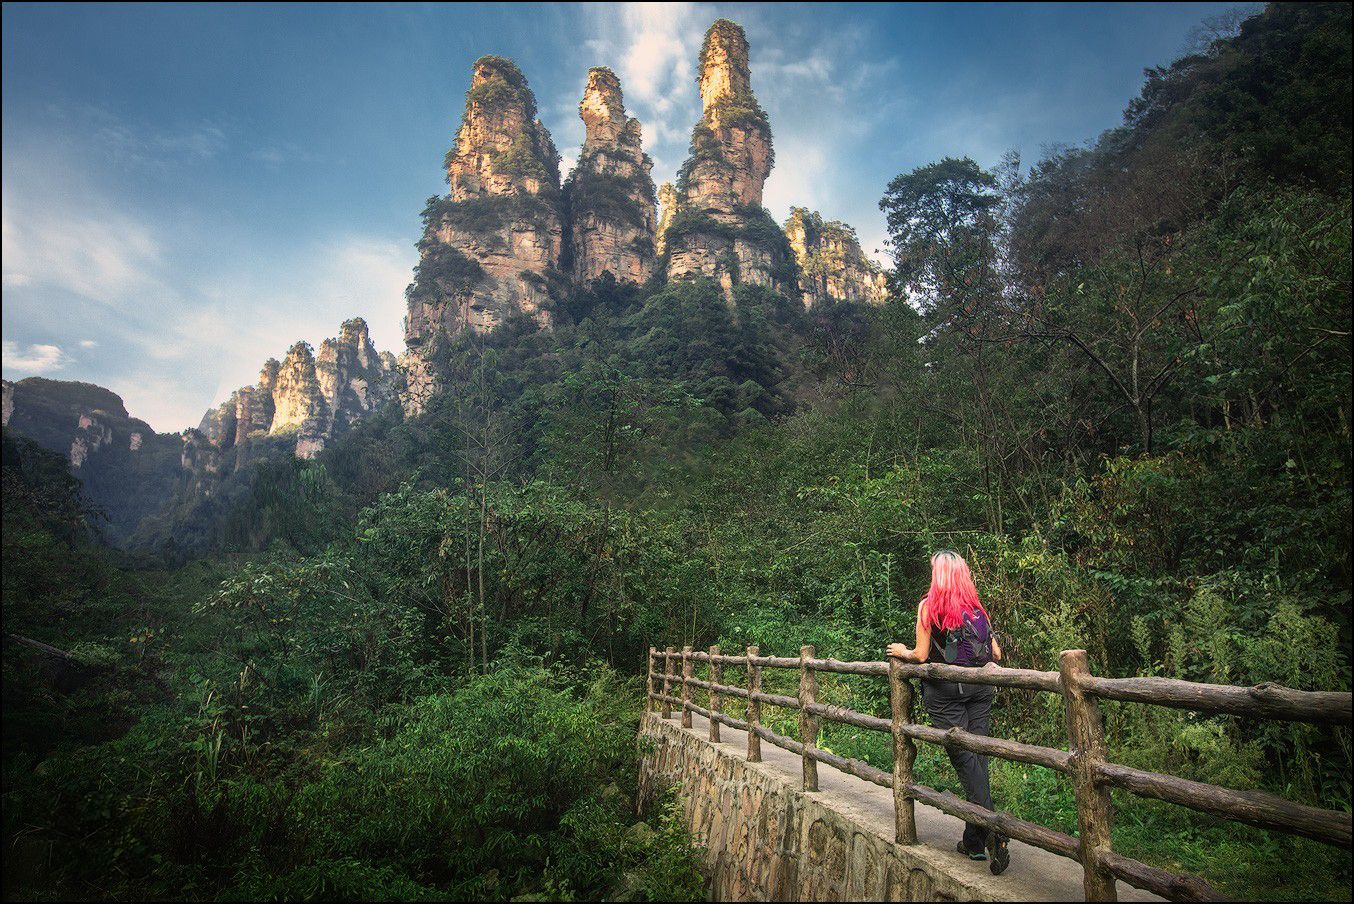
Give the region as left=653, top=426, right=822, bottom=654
left=3, top=341, right=70, bottom=374
left=578, top=2, right=707, bottom=184
left=46, top=103, right=229, bottom=169
left=1, top=194, right=165, bottom=303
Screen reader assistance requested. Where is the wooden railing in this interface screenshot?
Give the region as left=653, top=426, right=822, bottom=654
left=645, top=644, right=1353, bottom=902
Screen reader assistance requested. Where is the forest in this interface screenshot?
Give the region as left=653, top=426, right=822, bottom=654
left=2, top=3, right=1350, bottom=900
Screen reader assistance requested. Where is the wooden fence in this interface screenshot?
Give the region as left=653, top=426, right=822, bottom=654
left=645, top=644, right=1352, bottom=902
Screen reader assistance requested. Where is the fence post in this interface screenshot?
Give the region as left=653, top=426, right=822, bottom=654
left=681, top=645, right=694, bottom=729
left=888, top=656, right=918, bottom=844
left=662, top=646, right=674, bottom=719
left=1061, top=649, right=1117, bottom=902
left=646, top=647, right=656, bottom=713
left=708, top=645, right=722, bottom=743
left=746, top=645, right=762, bottom=762
left=799, top=644, right=819, bottom=791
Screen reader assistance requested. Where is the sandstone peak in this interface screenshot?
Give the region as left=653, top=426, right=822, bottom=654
left=568, top=67, right=658, bottom=285
left=785, top=207, right=888, bottom=307
left=580, top=67, right=629, bottom=144
left=448, top=55, right=561, bottom=200
left=193, top=320, right=396, bottom=461
left=699, top=20, right=753, bottom=121
left=665, top=19, right=790, bottom=297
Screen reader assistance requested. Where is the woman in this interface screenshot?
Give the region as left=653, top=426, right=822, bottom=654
left=887, top=549, right=1010, bottom=874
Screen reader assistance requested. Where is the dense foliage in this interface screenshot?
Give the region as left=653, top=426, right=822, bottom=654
left=4, top=4, right=1350, bottom=900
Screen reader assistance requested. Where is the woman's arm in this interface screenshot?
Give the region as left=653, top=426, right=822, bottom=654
left=887, top=601, right=932, bottom=663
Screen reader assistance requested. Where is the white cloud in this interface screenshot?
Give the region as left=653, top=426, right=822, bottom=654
left=1, top=195, right=165, bottom=304
left=3, top=341, right=70, bottom=374
left=577, top=2, right=707, bottom=184
left=3, top=152, right=416, bottom=431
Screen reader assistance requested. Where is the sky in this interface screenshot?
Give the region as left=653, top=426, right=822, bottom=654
left=1, top=1, right=1258, bottom=432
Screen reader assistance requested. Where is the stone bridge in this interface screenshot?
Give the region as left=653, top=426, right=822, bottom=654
left=639, top=711, right=1162, bottom=902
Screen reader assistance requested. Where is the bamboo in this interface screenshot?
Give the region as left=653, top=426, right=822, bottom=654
left=889, top=656, right=918, bottom=844
left=799, top=644, right=819, bottom=791
left=746, top=645, right=762, bottom=762
left=708, top=645, right=722, bottom=743
left=1062, top=650, right=1117, bottom=901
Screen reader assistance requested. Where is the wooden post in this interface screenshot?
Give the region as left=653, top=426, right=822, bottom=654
left=662, top=646, right=674, bottom=719
left=681, top=645, right=694, bottom=729
left=646, top=647, right=656, bottom=713
left=888, top=656, right=918, bottom=844
left=1061, top=649, right=1117, bottom=902
left=709, top=645, right=722, bottom=742
left=799, top=644, right=819, bottom=791
left=746, top=645, right=762, bottom=762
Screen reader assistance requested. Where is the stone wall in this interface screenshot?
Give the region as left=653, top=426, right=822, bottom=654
left=638, top=713, right=993, bottom=902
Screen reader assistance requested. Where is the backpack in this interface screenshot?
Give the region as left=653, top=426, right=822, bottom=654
left=933, top=608, right=993, bottom=667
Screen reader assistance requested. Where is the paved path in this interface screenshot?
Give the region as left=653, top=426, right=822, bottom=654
left=670, top=711, right=1163, bottom=902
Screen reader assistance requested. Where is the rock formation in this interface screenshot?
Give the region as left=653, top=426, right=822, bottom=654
left=664, top=20, right=795, bottom=297
left=655, top=182, right=679, bottom=258
left=1, top=377, right=183, bottom=541
left=402, top=56, right=565, bottom=414
left=194, top=317, right=396, bottom=461
left=566, top=67, right=658, bottom=285
left=784, top=208, right=889, bottom=307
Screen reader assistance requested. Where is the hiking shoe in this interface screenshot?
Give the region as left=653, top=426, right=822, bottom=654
left=957, top=839, right=987, bottom=861
left=988, top=834, right=1010, bottom=875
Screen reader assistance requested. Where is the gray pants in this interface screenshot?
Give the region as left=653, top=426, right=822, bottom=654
left=921, top=677, right=995, bottom=850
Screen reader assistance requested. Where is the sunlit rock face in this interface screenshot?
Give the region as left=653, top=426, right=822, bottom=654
left=665, top=20, right=794, bottom=298
left=400, top=55, right=565, bottom=416
left=192, top=318, right=396, bottom=462
left=315, top=318, right=398, bottom=436
left=655, top=182, right=679, bottom=258
left=784, top=208, right=889, bottom=307
left=567, top=67, right=658, bottom=285
left=2, top=380, right=13, bottom=426
left=270, top=340, right=331, bottom=459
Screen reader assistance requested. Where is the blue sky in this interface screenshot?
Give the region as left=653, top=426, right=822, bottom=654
left=2, top=1, right=1257, bottom=431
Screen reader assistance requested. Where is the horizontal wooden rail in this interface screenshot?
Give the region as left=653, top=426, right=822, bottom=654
left=1096, top=761, right=1352, bottom=848
left=1101, top=851, right=1228, bottom=902
left=904, top=780, right=1082, bottom=861
left=1084, top=675, right=1352, bottom=726
left=804, top=701, right=891, bottom=732
left=802, top=701, right=1074, bottom=773
left=652, top=643, right=1352, bottom=901
left=685, top=677, right=750, bottom=699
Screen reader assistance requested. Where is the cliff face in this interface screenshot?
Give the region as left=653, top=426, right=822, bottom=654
left=1, top=377, right=183, bottom=542
left=784, top=208, right=889, bottom=307
left=664, top=20, right=794, bottom=297
left=195, top=318, right=396, bottom=462
left=566, top=68, right=658, bottom=285
left=402, top=56, right=565, bottom=415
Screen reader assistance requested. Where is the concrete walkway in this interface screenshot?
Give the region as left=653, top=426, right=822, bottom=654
left=669, top=710, right=1162, bottom=902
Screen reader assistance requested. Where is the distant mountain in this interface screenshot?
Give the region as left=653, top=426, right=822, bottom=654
left=2, top=377, right=182, bottom=542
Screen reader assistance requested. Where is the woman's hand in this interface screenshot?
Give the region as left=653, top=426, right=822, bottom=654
left=887, top=642, right=911, bottom=660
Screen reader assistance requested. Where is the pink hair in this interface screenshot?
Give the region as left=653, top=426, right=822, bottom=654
left=923, top=550, right=988, bottom=631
